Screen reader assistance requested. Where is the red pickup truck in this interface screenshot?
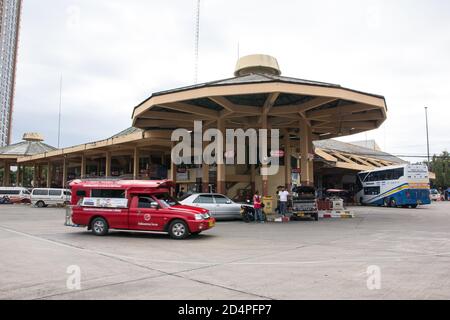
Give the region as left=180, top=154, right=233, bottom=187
left=66, top=179, right=215, bottom=239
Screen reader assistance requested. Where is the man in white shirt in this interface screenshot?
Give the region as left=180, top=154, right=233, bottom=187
left=279, top=187, right=289, bottom=216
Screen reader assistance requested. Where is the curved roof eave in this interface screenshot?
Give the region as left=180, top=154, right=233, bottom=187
left=131, top=74, right=386, bottom=120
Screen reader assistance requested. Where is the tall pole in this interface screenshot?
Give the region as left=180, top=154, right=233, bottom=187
left=57, top=75, right=63, bottom=148
left=425, top=107, right=430, bottom=169
left=194, top=0, right=201, bottom=84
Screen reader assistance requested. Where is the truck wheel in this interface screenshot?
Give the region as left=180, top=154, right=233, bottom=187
left=91, top=217, right=109, bottom=236
left=169, top=220, right=189, bottom=240
left=36, top=201, right=45, bottom=208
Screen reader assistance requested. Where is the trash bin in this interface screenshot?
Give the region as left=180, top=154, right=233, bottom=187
left=262, top=196, right=273, bottom=214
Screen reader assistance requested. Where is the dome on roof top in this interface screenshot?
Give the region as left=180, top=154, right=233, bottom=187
left=234, top=54, right=281, bottom=76
left=23, top=133, right=44, bottom=142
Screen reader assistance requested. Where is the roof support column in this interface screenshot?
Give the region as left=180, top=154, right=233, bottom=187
left=202, top=139, right=210, bottom=193
left=216, top=118, right=225, bottom=195
left=46, top=161, right=52, bottom=188
left=80, top=155, right=86, bottom=178
left=250, top=164, right=256, bottom=195
left=2, top=161, right=7, bottom=186
left=105, top=152, right=111, bottom=178
left=133, top=147, right=140, bottom=180
left=62, top=158, right=68, bottom=189
left=284, top=130, right=292, bottom=191
left=299, top=119, right=314, bottom=186
left=261, top=114, right=269, bottom=197
left=32, top=164, right=37, bottom=188
left=169, top=141, right=177, bottom=196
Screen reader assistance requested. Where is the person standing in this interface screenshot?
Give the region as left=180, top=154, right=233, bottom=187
left=253, top=191, right=263, bottom=223
left=279, top=187, right=289, bottom=216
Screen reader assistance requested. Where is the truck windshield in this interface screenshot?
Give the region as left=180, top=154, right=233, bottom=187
left=154, top=193, right=179, bottom=207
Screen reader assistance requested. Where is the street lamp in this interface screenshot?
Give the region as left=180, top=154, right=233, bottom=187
left=425, top=107, right=430, bottom=169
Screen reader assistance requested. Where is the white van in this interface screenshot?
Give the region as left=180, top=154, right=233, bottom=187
left=0, top=187, right=31, bottom=203
left=31, top=188, right=72, bottom=207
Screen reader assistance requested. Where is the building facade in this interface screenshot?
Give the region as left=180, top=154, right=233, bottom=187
left=0, top=0, right=22, bottom=146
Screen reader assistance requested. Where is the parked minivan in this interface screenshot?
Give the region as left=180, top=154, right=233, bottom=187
left=31, top=188, right=72, bottom=207
left=0, top=187, right=31, bottom=203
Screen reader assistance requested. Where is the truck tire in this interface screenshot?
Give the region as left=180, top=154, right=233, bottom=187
left=36, top=201, right=45, bottom=208
left=168, top=220, right=189, bottom=240
left=91, top=217, right=109, bottom=236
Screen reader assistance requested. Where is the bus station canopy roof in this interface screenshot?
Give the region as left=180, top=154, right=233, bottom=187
left=132, top=56, right=387, bottom=141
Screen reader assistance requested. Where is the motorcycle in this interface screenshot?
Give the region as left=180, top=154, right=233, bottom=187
left=0, top=196, right=12, bottom=205
left=240, top=200, right=266, bottom=223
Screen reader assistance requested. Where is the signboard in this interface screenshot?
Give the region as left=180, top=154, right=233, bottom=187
left=81, top=197, right=128, bottom=209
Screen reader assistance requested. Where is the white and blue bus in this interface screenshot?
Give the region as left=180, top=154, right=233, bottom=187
left=356, top=164, right=431, bottom=208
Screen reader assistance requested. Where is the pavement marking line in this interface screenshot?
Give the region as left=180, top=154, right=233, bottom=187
left=0, top=225, right=273, bottom=300
left=2, top=224, right=450, bottom=267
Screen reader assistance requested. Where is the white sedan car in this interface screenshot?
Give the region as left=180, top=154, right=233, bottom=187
left=180, top=193, right=242, bottom=220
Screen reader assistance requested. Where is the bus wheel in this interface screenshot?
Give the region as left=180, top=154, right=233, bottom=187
left=390, top=198, right=397, bottom=207
left=383, top=198, right=389, bottom=207
left=91, top=217, right=109, bottom=236
left=410, top=204, right=418, bottom=209
left=169, top=220, right=189, bottom=240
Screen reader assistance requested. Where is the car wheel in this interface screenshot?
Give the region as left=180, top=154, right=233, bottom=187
left=390, top=198, right=397, bottom=207
left=91, top=217, right=109, bottom=236
left=169, top=220, right=189, bottom=240
left=36, top=201, right=45, bottom=208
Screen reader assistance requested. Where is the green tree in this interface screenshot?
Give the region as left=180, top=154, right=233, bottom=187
left=429, top=151, right=450, bottom=189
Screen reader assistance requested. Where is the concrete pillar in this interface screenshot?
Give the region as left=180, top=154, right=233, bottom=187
left=62, top=158, right=68, bottom=189
left=2, top=161, right=6, bottom=186
left=216, top=118, right=225, bottom=194
left=250, top=164, right=256, bottom=194
left=284, top=130, right=292, bottom=191
left=32, top=164, right=37, bottom=187
left=133, top=147, right=140, bottom=180
left=46, top=161, right=52, bottom=188
left=105, top=152, right=111, bottom=177
left=16, top=165, right=21, bottom=187
left=299, top=119, right=314, bottom=186
left=202, top=139, right=210, bottom=193
left=169, top=142, right=177, bottom=196
left=80, top=155, right=86, bottom=178
left=261, top=114, right=269, bottom=196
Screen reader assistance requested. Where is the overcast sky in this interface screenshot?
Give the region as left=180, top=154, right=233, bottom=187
left=13, top=0, right=450, bottom=161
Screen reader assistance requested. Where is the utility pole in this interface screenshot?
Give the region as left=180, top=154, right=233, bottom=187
left=57, top=75, right=63, bottom=148
left=194, top=0, right=201, bottom=84
left=425, top=107, right=430, bottom=169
